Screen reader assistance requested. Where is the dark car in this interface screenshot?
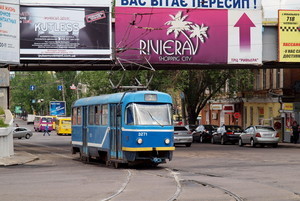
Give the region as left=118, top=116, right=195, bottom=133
left=193, top=124, right=218, bottom=143
left=12, top=127, right=33, bottom=139
left=185, top=125, right=198, bottom=133
left=211, top=125, right=243, bottom=145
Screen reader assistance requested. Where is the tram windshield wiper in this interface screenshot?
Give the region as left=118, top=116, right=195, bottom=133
left=147, top=111, right=164, bottom=127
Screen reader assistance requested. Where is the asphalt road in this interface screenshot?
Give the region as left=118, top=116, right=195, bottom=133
left=1, top=119, right=300, bottom=201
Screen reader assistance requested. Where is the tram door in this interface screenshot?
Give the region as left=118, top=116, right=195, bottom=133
left=110, top=104, right=123, bottom=160
left=82, top=106, right=88, bottom=157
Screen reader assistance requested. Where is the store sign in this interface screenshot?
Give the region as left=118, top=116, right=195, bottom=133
left=223, top=104, right=234, bottom=112
left=210, top=104, right=222, bottom=110
left=115, top=0, right=262, bottom=65
left=278, top=10, right=300, bottom=62
left=19, top=5, right=111, bottom=60
left=283, top=103, right=293, bottom=111
left=0, top=0, right=20, bottom=64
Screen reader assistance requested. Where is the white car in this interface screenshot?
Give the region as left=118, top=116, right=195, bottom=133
left=239, top=125, right=279, bottom=147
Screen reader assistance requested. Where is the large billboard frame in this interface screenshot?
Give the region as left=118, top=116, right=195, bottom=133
left=19, top=1, right=112, bottom=61
left=0, top=0, right=20, bottom=64
left=115, top=0, right=262, bottom=66
left=278, top=10, right=300, bottom=62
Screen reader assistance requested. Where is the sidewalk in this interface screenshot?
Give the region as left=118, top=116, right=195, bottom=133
left=0, top=151, right=39, bottom=166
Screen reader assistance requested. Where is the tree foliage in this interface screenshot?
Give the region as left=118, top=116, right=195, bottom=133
left=10, top=71, right=78, bottom=116
left=174, top=69, right=253, bottom=124
left=10, top=69, right=253, bottom=123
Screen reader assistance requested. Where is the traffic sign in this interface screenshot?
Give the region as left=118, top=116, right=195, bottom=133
left=57, top=85, right=63, bottom=91
left=234, top=112, right=241, bottom=118
left=30, top=85, right=36, bottom=90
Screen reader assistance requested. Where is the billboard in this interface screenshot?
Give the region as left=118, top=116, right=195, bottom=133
left=20, top=5, right=112, bottom=60
left=115, top=5, right=262, bottom=65
left=278, top=10, right=300, bottom=62
left=50, top=101, right=66, bottom=116
left=262, top=0, right=300, bottom=20
left=0, top=0, right=20, bottom=64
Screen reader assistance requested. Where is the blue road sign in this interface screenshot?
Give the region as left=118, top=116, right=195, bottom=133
left=30, top=85, right=36, bottom=90
left=57, top=85, right=63, bottom=91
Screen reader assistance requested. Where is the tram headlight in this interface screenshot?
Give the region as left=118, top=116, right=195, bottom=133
left=137, top=138, right=143, bottom=144
left=164, top=138, right=171, bottom=145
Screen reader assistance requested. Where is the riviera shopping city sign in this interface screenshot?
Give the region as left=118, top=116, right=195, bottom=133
left=115, top=0, right=262, bottom=65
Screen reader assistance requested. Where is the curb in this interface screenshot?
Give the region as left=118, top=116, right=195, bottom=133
left=0, top=151, right=39, bottom=166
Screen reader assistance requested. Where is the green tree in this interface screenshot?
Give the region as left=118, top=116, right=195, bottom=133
left=174, top=69, right=253, bottom=124
left=10, top=71, right=78, bottom=116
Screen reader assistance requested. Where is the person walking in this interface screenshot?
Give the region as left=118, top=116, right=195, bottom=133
left=291, top=121, right=299, bottom=144
left=43, top=125, right=50, bottom=136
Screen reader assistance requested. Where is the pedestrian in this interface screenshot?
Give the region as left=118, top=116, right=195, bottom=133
left=43, top=125, right=50, bottom=136
left=291, top=121, right=299, bottom=144
left=15, top=123, right=19, bottom=127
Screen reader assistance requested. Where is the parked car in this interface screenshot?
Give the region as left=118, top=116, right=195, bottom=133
left=174, top=126, right=193, bottom=147
left=185, top=125, right=198, bottom=133
left=211, top=125, right=243, bottom=145
left=193, top=124, right=218, bottom=143
left=239, top=125, right=279, bottom=147
left=12, top=127, right=33, bottom=139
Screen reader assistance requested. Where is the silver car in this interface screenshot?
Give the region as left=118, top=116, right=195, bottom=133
left=12, top=127, right=33, bottom=139
left=239, top=125, right=279, bottom=147
left=174, top=126, right=193, bottom=147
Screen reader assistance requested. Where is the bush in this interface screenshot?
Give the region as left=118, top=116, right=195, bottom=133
left=0, top=118, right=8, bottom=127
left=0, top=107, right=4, bottom=115
left=0, top=107, right=8, bottom=127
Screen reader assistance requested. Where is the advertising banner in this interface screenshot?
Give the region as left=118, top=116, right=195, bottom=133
left=50, top=101, right=66, bottom=116
left=0, top=0, right=20, bottom=64
left=116, top=0, right=262, bottom=10
left=115, top=6, right=262, bottom=65
left=278, top=10, right=300, bottom=62
left=20, top=0, right=111, bottom=6
left=20, top=6, right=111, bottom=60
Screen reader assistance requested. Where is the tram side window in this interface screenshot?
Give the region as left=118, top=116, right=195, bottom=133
left=77, top=107, right=82, bottom=125
left=126, top=104, right=134, bottom=125
left=72, top=108, right=77, bottom=125
left=95, top=105, right=101, bottom=125
left=88, top=106, right=95, bottom=125
left=102, top=104, right=108, bottom=125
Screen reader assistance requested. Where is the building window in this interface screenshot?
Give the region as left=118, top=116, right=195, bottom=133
left=276, top=69, right=281, bottom=89
left=250, top=106, right=253, bottom=125
left=263, top=69, right=266, bottom=89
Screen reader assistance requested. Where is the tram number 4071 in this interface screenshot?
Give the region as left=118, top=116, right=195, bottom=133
left=138, top=132, right=148, bottom=137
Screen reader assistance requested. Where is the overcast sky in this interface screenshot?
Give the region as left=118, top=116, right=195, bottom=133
left=263, top=0, right=300, bottom=19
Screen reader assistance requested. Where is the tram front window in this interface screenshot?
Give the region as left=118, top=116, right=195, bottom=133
left=125, top=103, right=172, bottom=126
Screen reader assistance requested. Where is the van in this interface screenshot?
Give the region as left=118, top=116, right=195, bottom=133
left=27, top=114, right=36, bottom=124
left=34, top=116, right=53, bottom=132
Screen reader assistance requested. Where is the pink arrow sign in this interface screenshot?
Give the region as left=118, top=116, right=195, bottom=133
left=234, top=13, right=256, bottom=51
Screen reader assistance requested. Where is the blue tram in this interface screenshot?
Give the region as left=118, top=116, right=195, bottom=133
left=71, top=90, right=174, bottom=167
